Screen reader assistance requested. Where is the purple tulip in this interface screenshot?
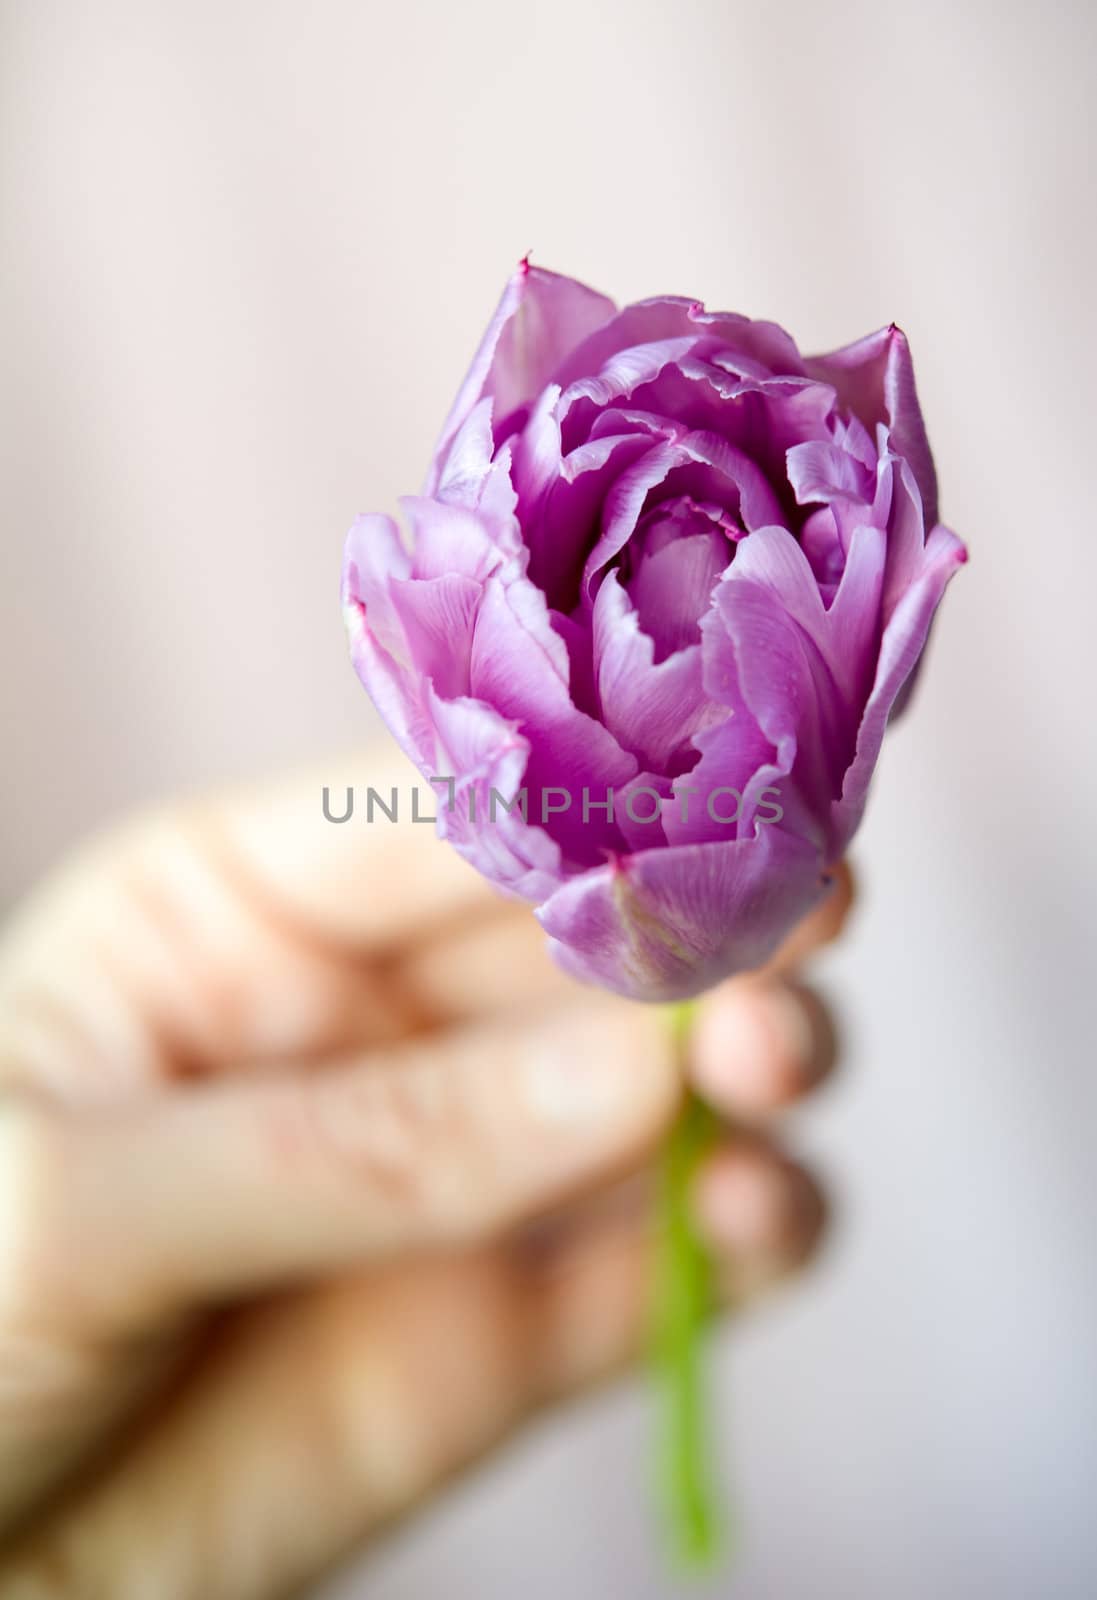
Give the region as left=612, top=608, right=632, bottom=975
left=343, top=262, right=966, bottom=1000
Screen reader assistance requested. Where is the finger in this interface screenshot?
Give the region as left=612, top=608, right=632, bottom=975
left=0, top=1144, right=824, bottom=1600
left=688, top=976, right=838, bottom=1116
left=531, top=1137, right=827, bottom=1401
left=185, top=743, right=499, bottom=954
left=0, top=743, right=497, bottom=1103
left=690, top=1136, right=828, bottom=1278
left=0, top=999, right=678, bottom=1336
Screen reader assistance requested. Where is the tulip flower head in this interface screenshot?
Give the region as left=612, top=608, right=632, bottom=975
left=344, top=263, right=966, bottom=1000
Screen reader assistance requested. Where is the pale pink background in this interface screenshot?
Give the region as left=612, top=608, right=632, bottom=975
left=2, top=3, right=1095, bottom=1597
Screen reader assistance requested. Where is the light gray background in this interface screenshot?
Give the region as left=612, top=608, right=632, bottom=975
left=2, top=3, right=1095, bottom=1596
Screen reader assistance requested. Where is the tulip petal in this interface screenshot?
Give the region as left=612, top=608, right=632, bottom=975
left=830, top=522, right=967, bottom=851
left=426, top=264, right=617, bottom=493
left=469, top=576, right=639, bottom=865
left=624, top=523, right=731, bottom=660
left=388, top=573, right=482, bottom=701
left=582, top=430, right=784, bottom=596
left=615, top=772, right=673, bottom=851
left=593, top=571, right=720, bottom=775
left=422, top=687, right=566, bottom=903
left=807, top=324, right=938, bottom=529
left=342, top=515, right=433, bottom=769
left=537, top=828, right=826, bottom=1001
left=400, top=495, right=521, bottom=584
left=658, top=520, right=889, bottom=851
left=524, top=424, right=657, bottom=607
left=551, top=297, right=807, bottom=392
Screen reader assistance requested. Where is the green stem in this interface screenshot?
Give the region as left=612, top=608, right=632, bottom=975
left=651, top=999, right=725, bottom=1569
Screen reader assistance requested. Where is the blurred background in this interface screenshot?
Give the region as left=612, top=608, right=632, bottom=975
left=2, top=1, right=1095, bottom=1595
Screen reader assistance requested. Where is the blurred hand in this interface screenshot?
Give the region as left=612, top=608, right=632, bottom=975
left=0, top=749, right=851, bottom=1599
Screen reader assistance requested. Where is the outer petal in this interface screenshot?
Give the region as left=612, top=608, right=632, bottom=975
left=720, top=522, right=886, bottom=835
left=401, top=494, right=521, bottom=584
left=425, top=263, right=617, bottom=493
left=829, top=522, right=967, bottom=853
left=343, top=512, right=411, bottom=648
left=343, top=514, right=436, bottom=768
left=344, top=518, right=569, bottom=905
left=432, top=396, right=496, bottom=507
left=660, top=521, right=887, bottom=851
left=424, top=688, right=565, bottom=903
left=806, top=325, right=939, bottom=529
left=536, top=829, right=827, bottom=1001
left=388, top=573, right=481, bottom=701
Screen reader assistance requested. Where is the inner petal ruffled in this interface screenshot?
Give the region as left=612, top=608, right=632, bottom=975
left=502, top=337, right=895, bottom=758
left=589, top=570, right=725, bottom=779
left=621, top=499, right=736, bottom=661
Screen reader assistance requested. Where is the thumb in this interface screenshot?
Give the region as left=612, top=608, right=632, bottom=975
left=0, top=1000, right=677, bottom=1336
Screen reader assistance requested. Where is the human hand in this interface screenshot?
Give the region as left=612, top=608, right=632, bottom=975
left=0, top=748, right=851, bottom=1598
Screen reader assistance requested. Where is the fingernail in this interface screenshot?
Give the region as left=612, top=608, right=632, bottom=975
left=759, top=986, right=818, bottom=1074
left=693, top=1155, right=790, bottom=1252
left=693, top=1152, right=823, bottom=1259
